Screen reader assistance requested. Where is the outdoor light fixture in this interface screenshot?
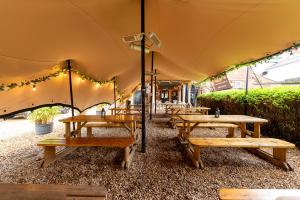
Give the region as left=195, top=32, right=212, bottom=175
left=129, top=43, right=151, bottom=54
left=262, top=71, right=268, bottom=76
left=122, top=32, right=161, bottom=53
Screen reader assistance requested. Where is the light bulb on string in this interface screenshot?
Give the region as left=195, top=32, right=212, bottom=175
left=32, top=85, right=36, bottom=91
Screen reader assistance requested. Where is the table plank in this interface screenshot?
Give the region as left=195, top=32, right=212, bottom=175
left=59, top=115, right=140, bottom=123
left=189, top=138, right=295, bottom=148
left=219, top=189, right=300, bottom=200
left=178, top=115, right=268, bottom=123
left=0, top=183, right=107, bottom=200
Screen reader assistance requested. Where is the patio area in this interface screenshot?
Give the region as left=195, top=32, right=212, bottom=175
left=0, top=118, right=299, bottom=199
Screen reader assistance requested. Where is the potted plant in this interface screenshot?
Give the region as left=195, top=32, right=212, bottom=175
left=28, top=106, right=60, bottom=135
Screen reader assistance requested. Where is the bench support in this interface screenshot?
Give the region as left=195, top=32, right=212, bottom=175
left=41, top=147, right=77, bottom=168
left=121, top=144, right=137, bottom=169
left=246, top=148, right=293, bottom=171
left=226, top=127, right=235, bottom=138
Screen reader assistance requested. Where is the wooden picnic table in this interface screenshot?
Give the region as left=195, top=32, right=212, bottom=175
left=38, top=115, right=142, bottom=168
left=178, top=114, right=268, bottom=139
left=59, top=115, right=141, bottom=138
left=175, top=115, right=296, bottom=170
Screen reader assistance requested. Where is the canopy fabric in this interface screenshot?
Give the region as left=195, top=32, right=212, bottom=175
left=0, top=0, right=300, bottom=115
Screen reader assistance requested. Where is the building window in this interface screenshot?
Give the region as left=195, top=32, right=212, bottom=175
left=234, top=81, right=244, bottom=89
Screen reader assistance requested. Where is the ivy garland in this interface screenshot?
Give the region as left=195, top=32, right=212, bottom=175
left=197, top=42, right=300, bottom=84
left=0, top=66, right=118, bottom=93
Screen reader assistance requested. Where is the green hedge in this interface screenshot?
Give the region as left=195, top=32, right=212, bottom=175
left=198, top=86, right=300, bottom=146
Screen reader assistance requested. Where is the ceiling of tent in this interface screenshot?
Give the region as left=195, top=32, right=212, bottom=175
left=0, top=0, right=300, bottom=116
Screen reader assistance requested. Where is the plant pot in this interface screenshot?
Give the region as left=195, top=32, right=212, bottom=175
left=35, top=122, right=54, bottom=135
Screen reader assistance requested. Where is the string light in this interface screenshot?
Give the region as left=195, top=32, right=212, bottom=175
left=0, top=66, right=119, bottom=96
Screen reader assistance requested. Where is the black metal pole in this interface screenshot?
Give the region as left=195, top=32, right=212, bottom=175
left=150, top=52, right=154, bottom=120
left=141, top=0, right=146, bottom=153
left=67, top=60, right=75, bottom=131
left=244, top=66, right=249, bottom=115
left=154, top=69, right=157, bottom=114
left=113, top=77, right=117, bottom=115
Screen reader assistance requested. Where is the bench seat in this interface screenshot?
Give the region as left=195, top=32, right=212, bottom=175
left=187, top=138, right=295, bottom=171
left=38, top=137, right=136, bottom=169
left=38, top=137, right=134, bottom=148
left=0, top=183, right=107, bottom=200
left=219, top=188, right=300, bottom=200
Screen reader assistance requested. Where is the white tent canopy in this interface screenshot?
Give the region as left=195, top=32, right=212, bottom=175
left=1, top=0, right=300, bottom=116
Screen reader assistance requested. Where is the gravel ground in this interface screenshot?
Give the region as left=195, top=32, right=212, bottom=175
left=0, top=118, right=299, bottom=199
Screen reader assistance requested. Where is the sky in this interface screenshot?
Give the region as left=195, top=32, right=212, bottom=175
left=252, top=49, right=300, bottom=82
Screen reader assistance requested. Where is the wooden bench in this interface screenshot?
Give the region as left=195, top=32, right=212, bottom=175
left=0, top=183, right=107, bottom=200
left=219, top=188, right=300, bottom=200
left=84, top=123, right=141, bottom=137
left=177, top=123, right=238, bottom=138
left=38, top=137, right=136, bottom=169
left=187, top=138, right=295, bottom=171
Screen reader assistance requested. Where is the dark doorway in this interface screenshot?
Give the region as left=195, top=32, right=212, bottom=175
left=160, top=90, right=169, bottom=103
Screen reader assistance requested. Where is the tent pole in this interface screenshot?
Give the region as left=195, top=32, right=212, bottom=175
left=150, top=52, right=154, bottom=120
left=141, top=0, right=146, bottom=153
left=113, top=77, right=117, bottom=115
left=67, top=60, right=75, bottom=131
left=244, top=66, right=249, bottom=115
left=154, top=69, right=157, bottom=114
left=250, top=66, right=263, bottom=88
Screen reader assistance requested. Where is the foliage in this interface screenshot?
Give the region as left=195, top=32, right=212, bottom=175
left=28, top=106, right=60, bottom=124
left=200, top=86, right=300, bottom=110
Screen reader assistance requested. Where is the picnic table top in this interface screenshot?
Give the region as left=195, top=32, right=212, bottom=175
left=59, top=115, right=141, bottom=123
left=110, top=107, right=141, bottom=110
left=178, top=115, right=268, bottom=123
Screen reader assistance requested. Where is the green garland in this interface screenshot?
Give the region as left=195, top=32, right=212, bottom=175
left=0, top=67, right=116, bottom=92
left=196, top=42, right=300, bottom=85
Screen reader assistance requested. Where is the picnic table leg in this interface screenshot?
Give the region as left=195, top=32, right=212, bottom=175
left=77, top=122, right=81, bottom=137
left=87, top=127, right=93, bottom=137
left=41, top=146, right=56, bottom=167
left=65, top=122, right=71, bottom=138
left=226, top=127, right=235, bottom=138
left=253, top=123, right=261, bottom=138
left=185, top=145, right=204, bottom=169
left=240, top=123, right=247, bottom=138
